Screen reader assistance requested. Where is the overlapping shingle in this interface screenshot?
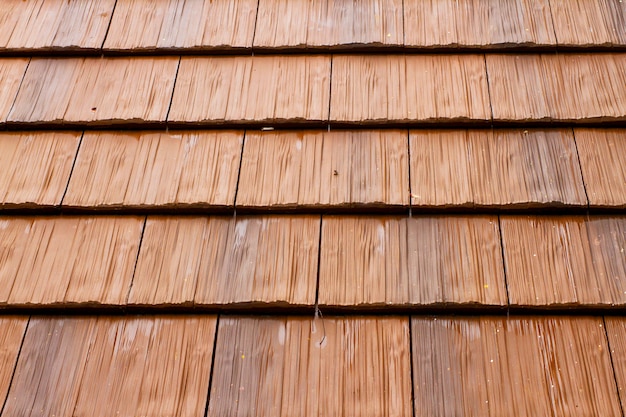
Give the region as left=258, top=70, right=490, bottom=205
left=3, top=316, right=217, bottom=417
left=412, top=316, right=622, bottom=417
left=409, top=129, right=587, bottom=208
left=330, top=55, right=490, bottom=123
left=0, top=216, right=143, bottom=306
left=606, top=317, right=626, bottom=411
left=210, top=316, right=412, bottom=417
left=319, top=216, right=506, bottom=307
left=63, top=131, right=242, bottom=209
left=487, top=54, right=626, bottom=122
left=0, top=132, right=81, bottom=208
left=551, top=0, right=626, bottom=47
left=8, top=57, right=179, bottom=125
left=104, top=0, right=257, bottom=51
left=0, top=316, right=28, bottom=407
left=501, top=216, right=626, bottom=306
left=0, top=59, right=29, bottom=122
left=237, top=130, right=409, bottom=209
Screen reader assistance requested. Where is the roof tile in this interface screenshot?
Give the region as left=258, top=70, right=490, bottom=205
left=0, top=58, right=29, bottom=122
left=0, top=316, right=28, bottom=407
left=237, top=130, right=409, bottom=209
left=63, top=131, right=242, bottom=209
left=605, top=317, right=626, bottom=411
left=551, top=0, right=626, bottom=46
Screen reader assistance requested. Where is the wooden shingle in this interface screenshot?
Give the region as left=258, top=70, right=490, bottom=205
left=551, top=0, right=626, bottom=47
left=605, top=317, right=626, bottom=412
left=0, top=59, right=29, bottom=122
left=0, top=317, right=28, bottom=407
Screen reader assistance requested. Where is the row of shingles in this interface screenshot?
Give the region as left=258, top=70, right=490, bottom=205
left=2, top=53, right=626, bottom=127
left=0, top=213, right=624, bottom=308
left=3, top=128, right=625, bottom=210
left=2, top=315, right=626, bottom=417
left=0, top=0, right=625, bottom=53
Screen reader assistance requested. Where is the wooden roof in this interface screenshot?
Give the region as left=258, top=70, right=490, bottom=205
left=0, top=0, right=625, bottom=416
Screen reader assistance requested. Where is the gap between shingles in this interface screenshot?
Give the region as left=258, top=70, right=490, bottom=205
left=0, top=316, right=31, bottom=417
left=164, top=57, right=182, bottom=125
left=497, top=215, right=512, bottom=309
left=401, top=0, right=406, bottom=46
left=250, top=0, right=261, bottom=52
left=124, top=216, right=148, bottom=305
left=601, top=316, right=626, bottom=417
left=407, top=315, right=417, bottom=417
left=406, top=129, right=413, bottom=217
left=483, top=54, right=495, bottom=123
left=203, top=314, right=221, bottom=417
left=100, top=0, right=119, bottom=51
left=5, top=57, right=31, bottom=122
left=571, top=128, right=591, bottom=210
left=545, top=0, right=561, bottom=47
left=232, top=130, right=247, bottom=209
left=327, top=56, right=333, bottom=125
left=59, top=131, right=85, bottom=207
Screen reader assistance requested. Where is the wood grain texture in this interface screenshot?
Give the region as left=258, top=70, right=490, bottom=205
left=130, top=215, right=320, bottom=306
left=210, top=316, right=412, bottom=417
left=169, top=56, right=331, bottom=124
left=319, top=216, right=506, bottom=307
left=575, top=128, right=626, bottom=208
left=0, top=216, right=143, bottom=306
left=410, top=129, right=587, bottom=208
left=330, top=55, right=490, bottom=123
left=104, top=0, right=257, bottom=51
left=501, top=216, right=626, bottom=306
left=412, top=316, right=621, bottom=417
left=8, top=57, right=179, bottom=125
left=404, top=0, right=555, bottom=47
left=63, top=131, right=242, bottom=209
left=0, top=132, right=80, bottom=208
left=4, top=316, right=216, bottom=417
left=487, top=54, right=626, bottom=122
left=254, top=0, right=403, bottom=48
left=551, top=0, right=626, bottom=46
left=0, top=0, right=115, bottom=51
left=0, top=317, right=28, bottom=408
left=605, top=317, right=626, bottom=412
left=237, top=130, right=409, bottom=208
left=0, top=59, right=29, bottom=122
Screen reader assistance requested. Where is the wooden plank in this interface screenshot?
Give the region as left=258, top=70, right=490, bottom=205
left=254, top=0, right=403, bottom=49
left=0, top=216, right=143, bottom=306
left=63, top=131, right=242, bottom=209
left=605, top=317, right=626, bottom=412
left=4, top=316, right=216, bottom=417
left=330, top=55, right=490, bottom=123
left=575, top=128, right=626, bottom=208
left=237, top=130, right=409, bottom=209
left=210, top=316, right=412, bottom=417
left=0, top=317, right=28, bottom=408
left=0, top=0, right=115, bottom=51
left=551, top=0, right=626, bottom=46
left=409, top=129, right=587, bottom=208
left=412, top=316, right=622, bottom=417
left=104, top=0, right=257, bottom=51
left=130, top=215, right=320, bottom=306
left=319, top=216, right=506, bottom=307
left=169, top=56, right=331, bottom=124
left=487, top=54, right=626, bottom=122
left=501, top=216, right=626, bottom=306
left=404, top=0, right=555, bottom=48
left=0, top=59, right=29, bottom=122
left=8, top=57, right=179, bottom=125
left=0, top=132, right=80, bottom=208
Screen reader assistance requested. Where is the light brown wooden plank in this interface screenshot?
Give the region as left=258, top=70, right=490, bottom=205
left=487, top=54, right=626, bottom=122
left=4, top=316, right=216, bottom=417
left=575, top=128, right=626, bottom=208
left=210, top=316, right=412, bottom=417
left=605, top=317, right=626, bottom=412
left=410, top=129, right=587, bottom=208
left=330, top=55, right=490, bottom=123
left=255, top=0, right=403, bottom=49
left=551, top=0, right=626, bottom=46
left=0, top=317, right=28, bottom=408
left=404, top=0, right=555, bottom=48
left=412, top=316, right=621, bottom=417
left=0, top=132, right=80, bottom=208
left=8, top=57, right=179, bottom=125
left=0, top=216, right=143, bottom=306
left=169, top=56, right=331, bottom=124
left=319, top=216, right=506, bottom=307
left=0, top=59, right=29, bottom=122
left=130, top=215, right=320, bottom=306
left=237, top=130, right=409, bottom=208
left=0, top=0, right=115, bottom=51
left=104, top=0, right=256, bottom=51
left=501, top=216, right=626, bottom=306
left=63, top=131, right=242, bottom=209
